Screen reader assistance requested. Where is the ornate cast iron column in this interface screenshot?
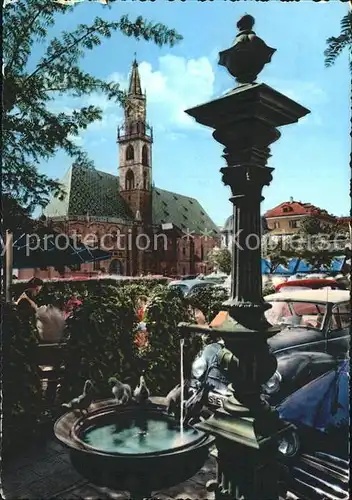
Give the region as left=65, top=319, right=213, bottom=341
left=181, top=15, right=310, bottom=500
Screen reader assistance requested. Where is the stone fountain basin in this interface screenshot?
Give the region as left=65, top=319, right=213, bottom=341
left=54, top=397, right=214, bottom=494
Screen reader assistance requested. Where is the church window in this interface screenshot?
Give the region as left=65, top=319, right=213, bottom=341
left=164, top=210, right=170, bottom=217
left=162, top=201, right=168, bottom=207
left=184, top=206, right=188, bottom=212
left=142, top=145, right=148, bottom=166
left=143, top=171, right=148, bottom=189
left=189, top=200, right=193, bottom=205
left=183, top=214, right=188, bottom=220
left=173, top=195, right=178, bottom=200
left=126, top=144, right=134, bottom=161
left=126, top=169, right=135, bottom=190
left=200, top=244, right=204, bottom=261
left=156, top=191, right=160, bottom=196
left=200, top=210, right=205, bottom=215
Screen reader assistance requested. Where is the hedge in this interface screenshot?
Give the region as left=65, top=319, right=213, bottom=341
left=3, top=280, right=205, bottom=454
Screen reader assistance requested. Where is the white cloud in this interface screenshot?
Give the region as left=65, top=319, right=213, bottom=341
left=265, top=78, right=327, bottom=106
left=46, top=55, right=216, bottom=134
left=138, top=55, right=215, bottom=130
left=264, top=78, right=326, bottom=128
left=67, top=134, right=84, bottom=146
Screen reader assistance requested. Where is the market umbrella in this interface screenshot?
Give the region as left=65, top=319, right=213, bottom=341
left=4, top=232, right=112, bottom=269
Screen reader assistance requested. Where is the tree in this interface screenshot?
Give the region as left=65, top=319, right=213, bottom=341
left=293, top=216, right=345, bottom=271
left=324, top=9, right=352, bottom=214
left=207, top=247, right=231, bottom=274
left=324, top=11, right=352, bottom=72
left=298, top=215, right=335, bottom=236
left=3, top=0, right=182, bottom=212
left=261, top=237, right=289, bottom=273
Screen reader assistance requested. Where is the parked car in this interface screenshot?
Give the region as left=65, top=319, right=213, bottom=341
left=262, top=289, right=350, bottom=404
left=277, top=360, right=349, bottom=500
left=275, top=278, right=347, bottom=293
left=168, top=279, right=216, bottom=297
left=180, top=274, right=200, bottom=281
left=188, top=289, right=350, bottom=406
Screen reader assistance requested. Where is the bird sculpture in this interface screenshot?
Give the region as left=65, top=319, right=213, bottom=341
left=108, top=377, right=132, bottom=405
left=133, top=374, right=150, bottom=404
left=166, top=380, right=191, bottom=417
left=183, top=384, right=210, bottom=426
left=62, top=380, right=94, bottom=415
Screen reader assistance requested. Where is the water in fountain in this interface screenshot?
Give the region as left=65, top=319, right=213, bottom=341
left=81, top=412, right=200, bottom=454
left=180, top=338, right=185, bottom=439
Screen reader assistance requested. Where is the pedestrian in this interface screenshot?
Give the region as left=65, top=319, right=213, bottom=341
left=15, top=277, right=43, bottom=319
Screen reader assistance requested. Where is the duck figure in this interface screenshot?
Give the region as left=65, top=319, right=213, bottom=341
left=166, top=380, right=191, bottom=417
left=183, top=384, right=210, bottom=426
left=133, top=374, right=150, bottom=405
left=62, top=380, right=94, bottom=415
left=108, top=377, right=132, bottom=405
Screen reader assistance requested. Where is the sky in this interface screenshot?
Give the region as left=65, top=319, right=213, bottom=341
left=32, top=0, right=350, bottom=226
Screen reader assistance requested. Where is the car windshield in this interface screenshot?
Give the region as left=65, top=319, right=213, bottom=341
left=265, top=300, right=327, bottom=330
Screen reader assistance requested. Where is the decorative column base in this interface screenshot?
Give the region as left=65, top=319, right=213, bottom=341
left=198, top=410, right=294, bottom=500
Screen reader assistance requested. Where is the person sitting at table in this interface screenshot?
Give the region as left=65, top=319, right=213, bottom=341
left=15, top=277, right=43, bottom=319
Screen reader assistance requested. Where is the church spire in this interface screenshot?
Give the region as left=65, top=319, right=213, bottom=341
left=128, top=56, right=142, bottom=96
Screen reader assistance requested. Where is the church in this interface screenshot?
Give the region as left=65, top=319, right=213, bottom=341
left=40, top=59, right=220, bottom=278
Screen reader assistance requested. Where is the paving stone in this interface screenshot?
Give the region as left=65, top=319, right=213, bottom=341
left=51, top=479, right=88, bottom=499
left=190, top=458, right=216, bottom=486
left=2, top=466, right=43, bottom=493
left=95, top=487, right=130, bottom=499
left=70, top=484, right=105, bottom=499
left=47, top=439, right=67, bottom=454
left=155, top=478, right=212, bottom=500
left=29, top=456, right=70, bottom=477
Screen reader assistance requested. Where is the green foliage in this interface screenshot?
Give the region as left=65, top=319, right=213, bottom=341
left=4, top=280, right=211, bottom=445
left=263, top=281, right=276, bottom=296
left=207, top=247, right=231, bottom=274
left=298, top=215, right=337, bottom=236
left=58, top=283, right=202, bottom=400
left=143, top=286, right=202, bottom=392
left=2, top=302, right=42, bottom=453
left=296, top=216, right=345, bottom=271
left=186, top=286, right=230, bottom=323
left=262, top=236, right=289, bottom=273
left=10, top=277, right=170, bottom=305
left=3, top=0, right=182, bottom=211
left=60, top=285, right=139, bottom=400
left=325, top=11, right=352, bottom=73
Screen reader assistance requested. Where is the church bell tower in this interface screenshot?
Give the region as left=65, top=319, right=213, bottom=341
left=117, top=58, right=153, bottom=223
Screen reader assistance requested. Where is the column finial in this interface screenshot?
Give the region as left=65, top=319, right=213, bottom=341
left=219, top=15, right=276, bottom=84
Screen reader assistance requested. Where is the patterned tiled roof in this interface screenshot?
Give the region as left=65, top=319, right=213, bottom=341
left=264, top=201, right=335, bottom=219
left=44, top=166, right=220, bottom=236
left=152, top=187, right=219, bottom=236
left=44, top=166, right=134, bottom=220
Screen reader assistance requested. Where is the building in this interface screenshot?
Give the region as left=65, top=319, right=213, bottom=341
left=23, top=59, right=220, bottom=279
left=264, top=198, right=336, bottom=236
left=221, top=215, right=270, bottom=248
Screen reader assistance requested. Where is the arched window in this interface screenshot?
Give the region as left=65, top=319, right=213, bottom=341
left=125, top=169, right=135, bottom=190
left=126, top=144, right=134, bottom=161
left=143, top=171, right=148, bottom=190
left=142, top=145, right=148, bottom=166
